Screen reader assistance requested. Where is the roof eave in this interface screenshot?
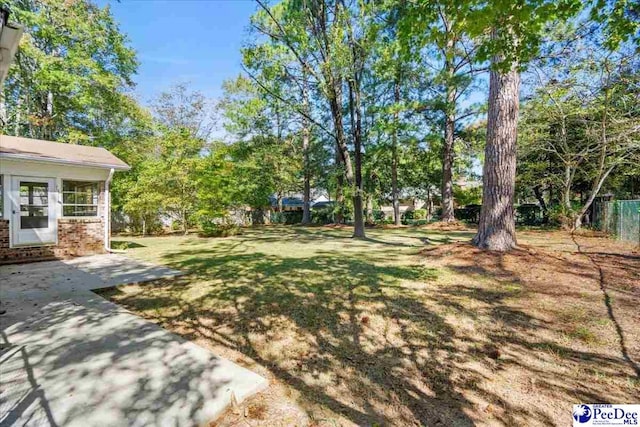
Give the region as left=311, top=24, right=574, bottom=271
left=0, top=152, right=131, bottom=171
left=0, top=22, right=24, bottom=86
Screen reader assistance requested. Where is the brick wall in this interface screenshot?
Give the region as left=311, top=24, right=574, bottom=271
left=57, top=218, right=105, bottom=257
left=0, top=219, right=106, bottom=264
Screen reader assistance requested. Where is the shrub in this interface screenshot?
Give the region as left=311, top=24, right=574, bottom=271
left=455, top=204, right=481, bottom=223
left=284, top=211, right=303, bottom=224
left=372, top=210, right=386, bottom=222
left=548, top=205, right=576, bottom=229
left=403, top=210, right=415, bottom=220
left=311, top=208, right=334, bottom=224
left=516, top=204, right=542, bottom=225
left=199, top=221, right=242, bottom=237
left=271, top=211, right=304, bottom=224
left=413, top=209, right=427, bottom=220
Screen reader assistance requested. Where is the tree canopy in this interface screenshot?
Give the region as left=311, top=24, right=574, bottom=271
left=3, top=0, right=638, bottom=248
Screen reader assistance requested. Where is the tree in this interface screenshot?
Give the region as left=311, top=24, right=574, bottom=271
left=2, top=0, right=137, bottom=142
left=250, top=0, right=377, bottom=238
left=120, top=159, right=164, bottom=236
left=468, top=0, right=582, bottom=251
left=219, top=75, right=301, bottom=214
left=399, top=0, right=482, bottom=223
left=195, top=143, right=236, bottom=224
left=519, top=31, right=640, bottom=229
left=151, top=83, right=215, bottom=141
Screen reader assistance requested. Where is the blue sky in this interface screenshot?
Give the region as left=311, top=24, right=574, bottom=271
left=98, top=0, right=258, bottom=106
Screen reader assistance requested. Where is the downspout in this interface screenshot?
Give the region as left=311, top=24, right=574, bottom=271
left=104, top=168, right=125, bottom=253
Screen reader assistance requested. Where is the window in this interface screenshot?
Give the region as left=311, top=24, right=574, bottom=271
left=20, top=181, right=49, bottom=228
left=62, top=181, right=99, bottom=217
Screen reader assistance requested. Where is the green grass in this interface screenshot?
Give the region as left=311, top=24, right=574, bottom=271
left=113, top=226, right=473, bottom=265
left=102, top=226, right=639, bottom=426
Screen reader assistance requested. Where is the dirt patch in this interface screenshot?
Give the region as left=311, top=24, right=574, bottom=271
left=422, top=220, right=471, bottom=231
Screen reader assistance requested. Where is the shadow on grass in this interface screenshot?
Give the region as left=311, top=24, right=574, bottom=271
left=111, top=240, right=146, bottom=250
left=103, top=248, right=477, bottom=425
left=99, top=231, right=640, bottom=426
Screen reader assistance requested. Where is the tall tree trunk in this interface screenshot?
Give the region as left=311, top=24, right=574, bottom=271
left=574, top=166, right=615, bottom=230
left=441, top=113, right=456, bottom=222
left=335, top=148, right=345, bottom=224
left=183, top=210, right=188, bottom=235
left=392, top=78, right=401, bottom=226
left=301, top=76, right=312, bottom=225
left=46, top=90, right=53, bottom=140
left=14, top=96, right=21, bottom=136
left=365, top=194, right=373, bottom=223
left=472, top=61, right=520, bottom=251
left=327, top=79, right=354, bottom=186
left=348, top=79, right=365, bottom=238
left=326, top=75, right=352, bottom=227
left=563, top=164, right=573, bottom=212
left=574, top=103, right=614, bottom=230
left=441, top=42, right=456, bottom=223
left=533, top=185, right=548, bottom=223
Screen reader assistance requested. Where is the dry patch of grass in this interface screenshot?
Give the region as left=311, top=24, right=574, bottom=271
left=101, top=227, right=639, bottom=426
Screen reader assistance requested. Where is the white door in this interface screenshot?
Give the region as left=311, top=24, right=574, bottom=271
left=11, top=176, right=57, bottom=246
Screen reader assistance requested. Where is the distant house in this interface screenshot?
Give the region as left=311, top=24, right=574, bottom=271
left=0, top=136, right=130, bottom=263
left=378, top=190, right=430, bottom=219
left=270, top=196, right=305, bottom=212
left=269, top=190, right=332, bottom=212
left=311, top=200, right=334, bottom=210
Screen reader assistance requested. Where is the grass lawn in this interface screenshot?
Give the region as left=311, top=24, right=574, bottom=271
left=100, top=226, right=639, bottom=426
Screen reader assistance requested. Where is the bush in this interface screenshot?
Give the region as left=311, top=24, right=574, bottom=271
left=413, top=209, right=427, bottom=220
left=271, top=211, right=304, bottom=224
left=199, top=221, right=242, bottom=237
left=403, top=210, right=415, bottom=220
left=312, top=208, right=334, bottom=224
left=548, top=205, right=575, bottom=229
left=372, top=210, right=386, bottom=222
left=516, top=204, right=542, bottom=225
left=284, top=211, right=303, bottom=224
left=455, top=204, right=481, bottom=223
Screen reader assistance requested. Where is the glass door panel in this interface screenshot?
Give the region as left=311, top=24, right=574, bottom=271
left=19, top=181, right=50, bottom=229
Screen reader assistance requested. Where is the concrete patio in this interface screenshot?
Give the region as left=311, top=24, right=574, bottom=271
left=0, top=255, right=268, bottom=427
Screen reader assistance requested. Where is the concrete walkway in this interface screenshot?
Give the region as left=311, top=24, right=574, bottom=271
left=0, top=255, right=268, bottom=427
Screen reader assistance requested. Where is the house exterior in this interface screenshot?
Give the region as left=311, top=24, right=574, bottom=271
left=0, top=135, right=130, bottom=264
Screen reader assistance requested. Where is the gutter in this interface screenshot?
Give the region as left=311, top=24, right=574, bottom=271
left=0, top=153, right=131, bottom=171
left=103, top=168, right=125, bottom=254
left=0, top=8, right=24, bottom=87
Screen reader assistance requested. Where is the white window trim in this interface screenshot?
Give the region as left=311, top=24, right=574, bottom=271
left=60, top=179, right=100, bottom=219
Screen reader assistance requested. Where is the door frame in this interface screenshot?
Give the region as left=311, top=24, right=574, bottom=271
left=11, top=176, right=58, bottom=247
